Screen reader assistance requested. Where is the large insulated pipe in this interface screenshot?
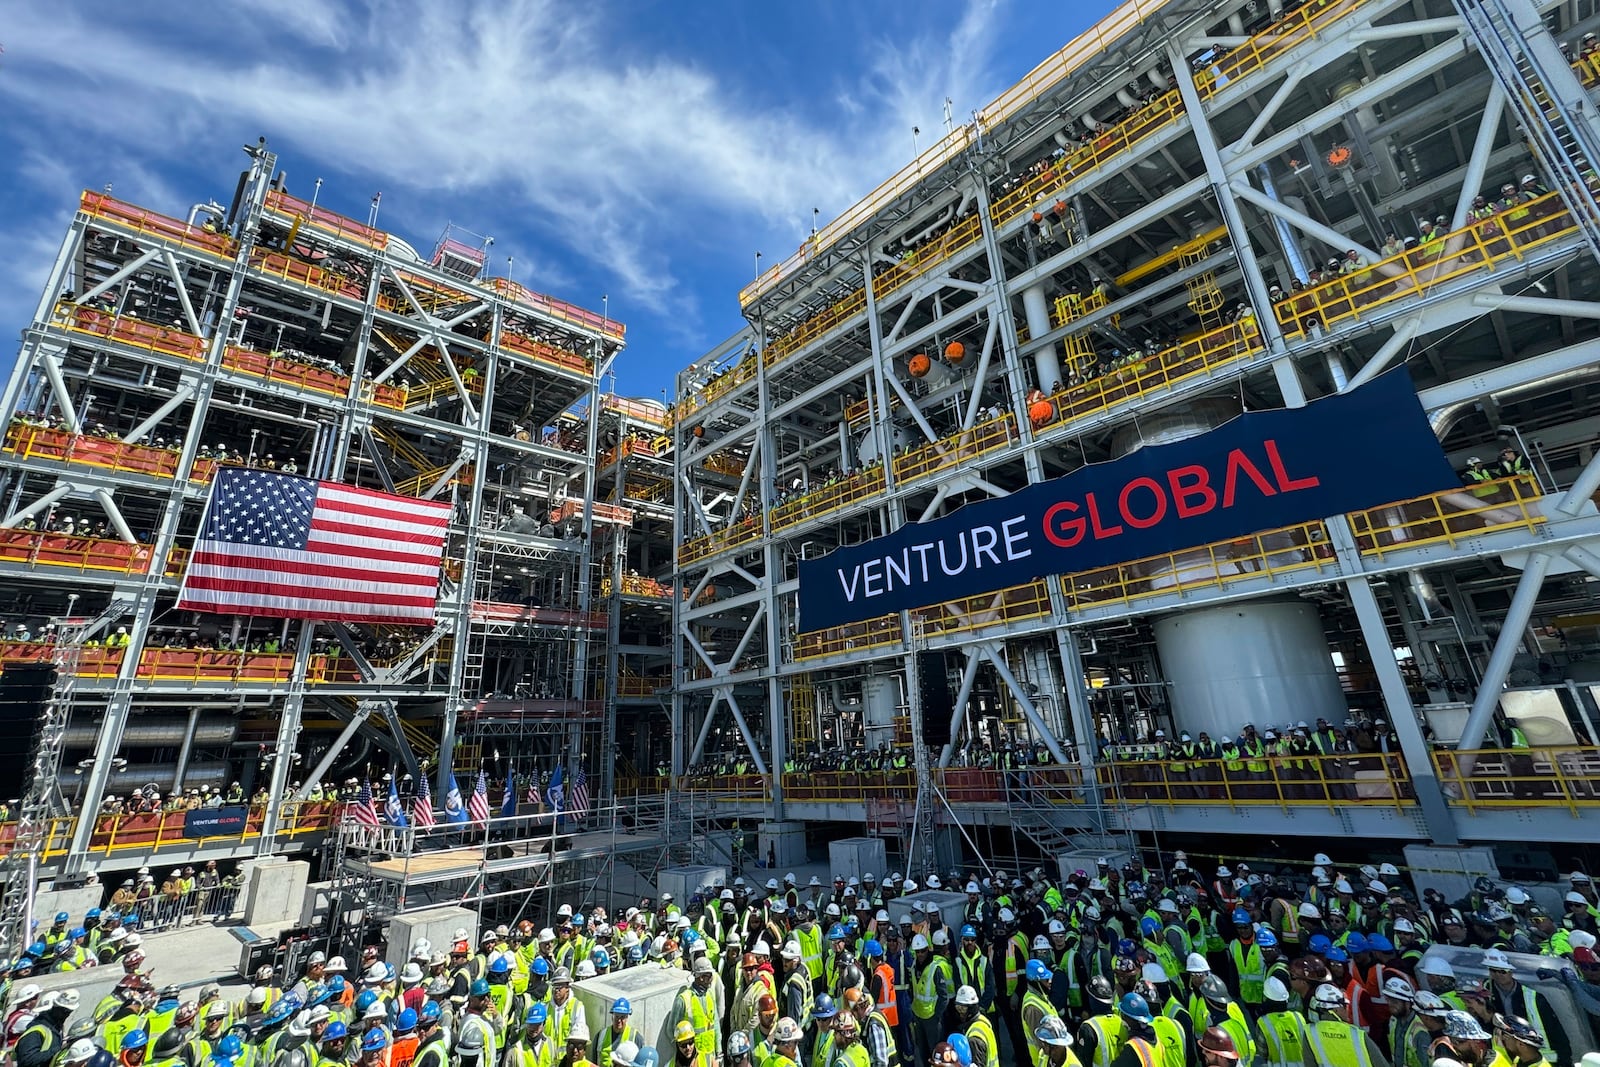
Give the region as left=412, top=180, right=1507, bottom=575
left=61, top=761, right=230, bottom=795
left=1257, top=166, right=1310, bottom=282
left=1021, top=285, right=1063, bottom=390
left=63, top=716, right=239, bottom=747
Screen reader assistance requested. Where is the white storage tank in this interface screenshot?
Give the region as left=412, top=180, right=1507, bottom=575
left=1153, top=598, right=1346, bottom=740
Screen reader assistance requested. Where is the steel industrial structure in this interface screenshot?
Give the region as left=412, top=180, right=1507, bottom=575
left=671, top=0, right=1600, bottom=860
left=0, top=140, right=649, bottom=910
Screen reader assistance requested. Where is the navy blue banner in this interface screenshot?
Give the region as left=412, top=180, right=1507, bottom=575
left=184, top=806, right=249, bottom=838
left=798, top=372, right=1458, bottom=631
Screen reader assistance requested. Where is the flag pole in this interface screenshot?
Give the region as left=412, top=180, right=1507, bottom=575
left=545, top=767, right=561, bottom=918
left=477, top=764, right=491, bottom=923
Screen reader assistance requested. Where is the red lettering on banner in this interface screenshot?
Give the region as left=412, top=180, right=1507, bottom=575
left=1042, top=500, right=1086, bottom=548
left=1118, top=477, right=1168, bottom=529
left=1265, top=439, right=1322, bottom=492
left=1167, top=465, right=1217, bottom=518
left=1086, top=492, right=1124, bottom=539
left=1222, top=448, right=1278, bottom=507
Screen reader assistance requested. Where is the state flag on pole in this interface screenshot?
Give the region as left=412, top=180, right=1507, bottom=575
left=412, top=772, right=436, bottom=828
left=546, top=765, right=564, bottom=815
left=468, top=771, right=491, bottom=826
left=443, top=773, right=469, bottom=825
left=177, top=468, right=452, bottom=625
left=349, top=779, right=381, bottom=827
left=384, top=777, right=409, bottom=828
left=501, top=770, right=517, bottom=818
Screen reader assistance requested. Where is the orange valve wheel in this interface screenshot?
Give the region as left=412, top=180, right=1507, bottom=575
left=1028, top=399, right=1056, bottom=427
left=908, top=353, right=932, bottom=378
left=944, top=341, right=966, bottom=364
left=693, top=425, right=706, bottom=439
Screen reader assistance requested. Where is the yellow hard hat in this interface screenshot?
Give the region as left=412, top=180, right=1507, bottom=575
left=675, top=1022, right=696, bottom=1043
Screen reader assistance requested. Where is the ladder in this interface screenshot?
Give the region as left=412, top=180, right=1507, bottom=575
left=0, top=598, right=131, bottom=952
left=788, top=674, right=816, bottom=750
left=1453, top=0, right=1600, bottom=264
left=1180, top=246, right=1227, bottom=330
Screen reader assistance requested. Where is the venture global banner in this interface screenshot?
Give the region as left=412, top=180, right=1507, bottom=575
left=797, top=372, right=1459, bottom=631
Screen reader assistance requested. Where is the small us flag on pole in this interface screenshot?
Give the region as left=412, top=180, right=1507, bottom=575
left=569, top=766, right=590, bottom=819
left=412, top=772, right=436, bottom=828
left=349, top=779, right=381, bottom=827
left=177, top=468, right=451, bottom=624
left=467, top=771, right=491, bottom=826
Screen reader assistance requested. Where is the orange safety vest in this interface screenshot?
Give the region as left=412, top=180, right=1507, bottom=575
left=874, top=963, right=899, bottom=1026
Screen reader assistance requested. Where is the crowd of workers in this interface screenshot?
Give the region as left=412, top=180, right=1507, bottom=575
left=3, top=855, right=1597, bottom=1067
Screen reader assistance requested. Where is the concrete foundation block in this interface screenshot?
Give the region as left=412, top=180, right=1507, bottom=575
left=385, top=906, right=479, bottom=970
left=34, top=883, right=105, bottom=926
left=576, top=960, right=691, bottom=1064
left=887, top=889, right=967, bottom=934
left=1403, top=844, right=1499, bottom=909
left=759, top=821, right=808, bottom=867
left=241, top=858, right=310, bottom=926
left=1057, top=849, right=1133, bottom=886
left=657, top=865, right=726, bottom=904
left=828, top=838, right=887, bottom=885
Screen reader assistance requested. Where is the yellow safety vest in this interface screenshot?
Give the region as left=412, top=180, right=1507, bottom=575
left=1305, top=1020, right=1374, bottom=1067
left=510, top=1036, right=556, bottom=1067
left=966, top=1015, right=1000, bottom=1067
left=680, top=989, right=717, bottom=1055
left=1229, top=942, right=1264, bottom=1004
left=1258, top=1011, right=1307, bottom=1067
left=797, top=924, right=824, bottom=981
left=913, top=957, right=951, bottom=1019
left=837, top=1043, right=871, bottom=1067
left=1149, top=1016, right=1185, bottom=1067
left=1082, top=1015, right=1125, bottom=1067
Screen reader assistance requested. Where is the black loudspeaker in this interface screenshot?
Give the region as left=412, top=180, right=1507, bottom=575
left=917, top=651, right=954, bottom=747
left=0, top=664, right=55, bottom=791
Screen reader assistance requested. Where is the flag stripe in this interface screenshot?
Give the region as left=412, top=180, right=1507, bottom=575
left=189, top=548, right=441, bottom=583
left=176, top=469, right=448, bottom=623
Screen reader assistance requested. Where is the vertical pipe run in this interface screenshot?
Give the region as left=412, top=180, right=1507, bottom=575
left=1021, top=286, right=1062, bottom=390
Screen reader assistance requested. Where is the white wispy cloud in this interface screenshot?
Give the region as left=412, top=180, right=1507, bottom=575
left=0, top=0, right=1020, bottom=344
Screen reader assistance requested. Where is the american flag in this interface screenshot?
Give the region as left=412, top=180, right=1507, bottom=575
left=177, top=469, right=452, bottom=624
left=467, top=771, right=491, bottom=826
left=348, top=779, right=381, bottom=827
left=412, top=772, right=436, bottom=828
left=569, top=766, right=590, bottom=819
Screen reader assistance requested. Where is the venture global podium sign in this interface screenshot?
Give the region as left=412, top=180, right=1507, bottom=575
left=796, top=372, right=1459, bottom=631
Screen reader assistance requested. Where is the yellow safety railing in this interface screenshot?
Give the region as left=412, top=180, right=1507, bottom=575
left=1054, top=288, right=1111, bottom=328
left=915, top=579, right=1052, bottom=639
left=1060, top=521, right=1337, bottom=611
left=602, top=575, right=673, bottom=599
left=700, top=452, right=749, bottom=478
left=1032, top=318, right=1263, bottom=430
left=1208, top=0, right=1375, bottom=85
left=1096, top=750, right=1414, bottom=809
left=892, top=413, right=1018, bottom=486
left=4, top=424, right=192, bottom=480
left=1349, top=476, right=1546, bottom=559
left=782, top=770, right=916, bottom=803
left=0, top=801, right=339, bottom=864
left=620, top=478, right=671, bottom=504
left=679, top=357, right=760, bottom=421
left=1433, top=746, right=1600, bottom=814
left=615, top=672, right=671, bottom=698
left=1275, top=192, right=1576, bottom=337
left=79, top=192, right=238, bottom=260
left=990, top=89, right=1188, bottom=230
left=761, top=213, right=985, bottom=371
left=603, top=394, right=671, bottom=429
left=57, top=304, right=209, bottom=362
left=677, top=515, right=763, bottom=568
left=770, top=467, right=889, bottom=534
left=1575, top=53, right=1600, bottom=88
left=794, top=613, right=903, bottom=661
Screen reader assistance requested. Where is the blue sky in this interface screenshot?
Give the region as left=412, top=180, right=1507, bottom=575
left=0, top=0, right=1105, bottom=403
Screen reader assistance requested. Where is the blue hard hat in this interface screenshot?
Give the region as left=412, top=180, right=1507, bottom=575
left=682, top=929, right=700, bottom=944
left=813, top=994, right=838, bottom=1020
left=262, top=1000, right=295, bottom=1027
left=54, top=912, right=69, bottom=924
left=1119, top=992, right=1154, bottom=1023
left=1344, top=933, right=1368, bottom=954
left=1255, top=928, right=1277, bottom=948
left=960, top=925, right=977, bottom=939
left=1231, top=908, right=1250, bottom=925
left=527, top=1003, right=549, bottom=1026
left=320, top=1024, right=348, bottom=1044
left=947, top=1033, right=973, bottom=1067
left=532, top=958, right=550, bottom=976
left=361, top=1030, right=389, bottom=1053
left=844, top=917, right=859, bottom=931
left=1026, top=959, right=1051, bottom=981
left=864, top=939, right=883, bottom=957
left=307, top=983, right=331, bottom=1007
left=327, top=976, right=347, bottom=994
left=220, top=1034, right=246, bottom=1057
left=572, top=913, right=585, bottom=926
left=1139, top=917, right=1160, bottom=939
left=1116, top=938, right=1136, bottom=957
left=1308, top=934, right=1332, bottom=954
left=488, top=955, right=511, bottom=975
left=86, top=908, right=102, bottom=920
left=470, top=978, right=491, bottom=997
left=828, top=924, right=847, bottom=940
left=25, top=941, right=46, bottom=958
left=593, top=948, right=612, bottom=968
left=396, top=1009, right=417, bottom=1033
left=1326, top=946, right=1349, bottom=963
left=1367, top=934, right=1394, bottom=952
left=122, top=1031, right=150, bottom=1051
left=611, top=997, right=632, bottom=1016
left=627, top=946, right=644, bottom=963
left=68, top=926, right=85, bottom=940
left=419, top=1002, right=442, bottom=1024
left=355, top=990, right=379, bottom=1013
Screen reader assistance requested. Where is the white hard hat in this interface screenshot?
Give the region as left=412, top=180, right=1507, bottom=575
left=1185, top=953, right=1211, bottom=974
left=1298, top=902, right=1321, bottom=919
left=1482, top=949, right=1513, bottom=971
left=1379, top=863, right=1400, bottom=877
left=1157, top=899, right=1178, bottom=914
left=931, top=930, right=950, bottom=947
left=1504, top=887, right=1529, bottom=905
left=966, top=882, right=981, bottom=894
left=911, top=934, right=930, bottom=951
left=955, top=985, right=979, bottom=1007
left=1264, top=976, right=1289, bottom=1002
left=1419, top=957, right=1455, bottom=978
left=998, top=908, right=1015, bottom=923
left=613, top=1041, right=640, bottom=1067
left=1215, top=866, right=1231, bottom=877
left=1393, top=918, right=1416, bottom=933
left=781, top=942, right=802, bottom=960
left=1383, top=976, right=1415, bottom=1002
left=1312, top=984, right=1346, bottom=1009
left=1047, top=920, right=1067, bottom=935
left=1141, top=963, right=1168, bottom=984
left=1334, top=878, right=1353, bottom=893
left=926, top=875, right=942, bottom=889
left=576, top=960, right=597, bottom=979
left=1313, top=853, right=1333, bottom=866
left=1032, top=935, right=1051, bottom=951
left=1571, top=931, right=1598, bottom=950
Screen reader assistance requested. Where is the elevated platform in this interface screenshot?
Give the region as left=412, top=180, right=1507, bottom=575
left=344, top=827, right=667, bottom=886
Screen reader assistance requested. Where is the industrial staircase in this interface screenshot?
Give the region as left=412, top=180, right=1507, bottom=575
left=1454, top=0, right=1600, bottom=264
